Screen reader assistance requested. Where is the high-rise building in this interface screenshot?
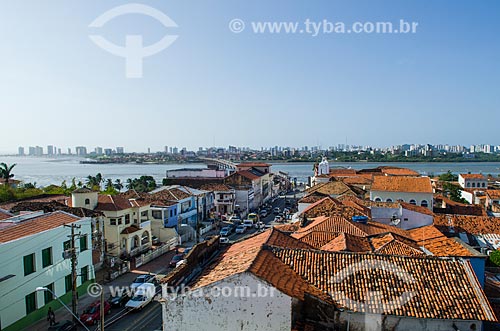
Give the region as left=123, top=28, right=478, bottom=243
left=28, top=146, right=36, bottom=156
left=164, top=146, right=169, bottom=153
left=67, top=148, right=72, bottom=155
left=75, top=146, right=87, bottom=156
left=18, top=147, right=25, bottom=156
left=35, top=146, right=43, bottom=156
left=95, top=147, right=103, bottom=155
left=104, top=148, right=113, bottom=156
left=116, top=147, right=124, bottom=154
left=47, top=145, right=54, bottom=156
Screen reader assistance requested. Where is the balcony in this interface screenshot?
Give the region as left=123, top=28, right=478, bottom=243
left=140, top=220, right=151, bottom=229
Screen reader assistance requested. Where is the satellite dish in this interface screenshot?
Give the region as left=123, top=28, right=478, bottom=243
left=391, top=214, right=400, bottom=226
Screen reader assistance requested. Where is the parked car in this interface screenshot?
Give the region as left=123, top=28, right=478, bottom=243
left=152, top=236, right=160, bottom=245
left=47, top=320, right=76, bottom=331
left=219, top=236, right=230, bottom=244
left=125, top=283, right=156, bottom=310
left=109, top=290, right=131, bottom=308
left=183, top=246, right=193, bottom=255
left=130, top=274, right=155, bottom=290
left=273, top=207, right=280, bottom=214
left=260, top=209, right=268, bottom=217
left=228, top=215, right=241, bottom=223
left=243, top=220, right=254, bottom=228
left=169, top=254, right=184, bottom=268
left=219, top=226, right=232, bottom=236
left=274, top=215, right=283, bottom=223
left=255, top=221, right=264, bottom=230
left=235, top=225, right=246, bottom=234
left=80, top=300, right=111, bottom=325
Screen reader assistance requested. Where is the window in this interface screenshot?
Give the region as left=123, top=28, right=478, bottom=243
left=80, top=235, right=88, bottom=252
left=25, top=292, right=37, bottom=314
left=84, top=198, right=90, bottom=205
left=374, top=198, right=382, bottom=202
left=81, top=266, right=89, bottom=283
left=169, top=210, right=173, bottom=217
left=42, top=247, right=52, bottom=268
left=466, top=182, right=471, bottom=187
left=118, top=218, right=122, bottom=225
left=152, top=211, right=162, bottom=220
left=65, top=274, right=72, bottom=293
left=44, top=283, right=54, bottom=305
left=125, top=214, right=130, bottom=224
left=409, top=199, right=416, bottom=205
left=386, top=199, right=393, bottom=203
left=110, top=219, right=116, bottom=225
left=421, top=200, right=429, bottom=207
left=472, top=182, right=476, bottom=188
left=23, top=253, right=36, bottom=276
left=482, top=182, right=486, bottom=188
left=63, top=240, right=71, bottom=251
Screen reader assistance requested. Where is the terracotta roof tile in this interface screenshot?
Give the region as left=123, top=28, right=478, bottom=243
left=460, top=174, right=486, bottom=179
left=0, top=209, right=13, bottom=220
left=0, top=211, right=81, bottom=243
left=271, top=248, right=496, bottom=321
left=487, top=190, right=500, bottom=199
left=408, top=225, right=475, bottom=257
left=381, top=167, right=420, bottom=176
left=371, top=176, right=433, bottom=193
left=434, top=214, right=500, bottom=235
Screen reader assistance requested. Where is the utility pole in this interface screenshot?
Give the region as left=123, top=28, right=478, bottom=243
left=100, top=284, right=105, bottom=331
left=64, top=223, right=81, bottom=326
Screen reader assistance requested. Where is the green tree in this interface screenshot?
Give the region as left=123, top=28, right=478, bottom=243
left=489, top=250, right=500, bottom=267
left=442, top=182, right=468, bottom=204
left=438, top=170, right=458, bottom=182
left=113, top=179, right=124, bottom=191
left=0, top=163, right=16, bottom=185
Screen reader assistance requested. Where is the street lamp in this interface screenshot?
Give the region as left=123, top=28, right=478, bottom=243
left=35, top=287, right=91, bottom=331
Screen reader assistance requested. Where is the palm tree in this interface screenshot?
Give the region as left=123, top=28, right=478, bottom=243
left=0, top=163, right=16, bottom=185
left=105, top=179, right=114, bottom=191
left=126, top=178, right=133, bottom=190
left=114, top=179, right=124, bottom=191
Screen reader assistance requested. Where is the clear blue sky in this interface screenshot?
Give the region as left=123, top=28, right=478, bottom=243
left=1, top=0, right=499, bottom=153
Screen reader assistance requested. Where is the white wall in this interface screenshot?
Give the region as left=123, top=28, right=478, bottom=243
left=162, top=273, right=292, bottom=331
left=0, top=218, right=94, bottom=329
left=370, top=191, right=433, bottom=210
left=371, top=207, right=433, bottom=230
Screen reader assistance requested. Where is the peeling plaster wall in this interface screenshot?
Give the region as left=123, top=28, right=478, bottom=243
left=163, top=273, right=292, bottom=331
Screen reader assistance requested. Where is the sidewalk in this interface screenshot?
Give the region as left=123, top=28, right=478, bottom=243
left=26, top=248, right=178, bottom=331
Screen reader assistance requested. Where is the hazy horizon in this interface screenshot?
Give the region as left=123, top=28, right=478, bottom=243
left=1, top=0, right=499, bottom=153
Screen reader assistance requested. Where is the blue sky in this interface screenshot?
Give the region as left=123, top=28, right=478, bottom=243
left=1, top=0, right=499, bottom=153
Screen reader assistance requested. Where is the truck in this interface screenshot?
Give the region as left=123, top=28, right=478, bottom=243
left=125, top=283, right=156, bottom=310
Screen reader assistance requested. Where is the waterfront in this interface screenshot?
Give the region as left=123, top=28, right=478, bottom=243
left=2, top=156, right=500, bottom=187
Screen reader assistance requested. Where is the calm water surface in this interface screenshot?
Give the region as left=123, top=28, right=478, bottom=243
left=2, top=156, right=500, bottom=187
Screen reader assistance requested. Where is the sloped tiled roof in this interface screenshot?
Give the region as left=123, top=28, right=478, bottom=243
left=381, top=167, right=420, bottom=176
left=0, top=208, right=13, bottom=220
left=320, top=232, right=372, bottom=252
left=487, top=190, right=500, bottom=199
left=0, top=211, right=80, bottom=243
left=193, top=229, right=311, bottom=290
left=408, top=225, right=475, bottom=257
left=97, top=194, right=134, bottom=211
left=371, top=176, right=433, bottom=193
left=301, top=197, right=368, bottom=219
left=460, top=174, right=486, bottom=179
left=399, top=202, right=434, bottom=216
left=199, top=183, right=233, bottom=192
left=434, top=214, right=500, bottom=235
left=298, top=191, right=328, bottom=204
left=307, top=181, right=358, bottom=196
left=9, top=201, right=103, bottom=218
left=271, top=247, right=496, bottom=321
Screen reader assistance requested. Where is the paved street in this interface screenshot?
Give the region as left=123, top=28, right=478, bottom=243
left=29, top=192, right=300, bottom=331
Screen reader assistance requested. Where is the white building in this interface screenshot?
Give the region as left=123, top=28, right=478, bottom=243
left=459, top=174, right=488, bottom=189
left=370, top=176, right=434, bottom=210
left=0, top=211, right=94, bottom=331
left=161, top=229, right=496, bottom=331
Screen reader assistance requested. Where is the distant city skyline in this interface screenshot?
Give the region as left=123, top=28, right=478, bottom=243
left=1, top=1, right=499, bottom=154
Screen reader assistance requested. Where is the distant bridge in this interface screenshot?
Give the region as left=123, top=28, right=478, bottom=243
left=198, top=157, right=237, bottom=171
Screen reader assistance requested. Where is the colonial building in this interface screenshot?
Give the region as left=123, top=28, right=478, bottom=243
left=370, top=176, right=434, bottom=210
left=0, top=211, right=94, bottom=331
left=459, top=173, right=488, bottom=189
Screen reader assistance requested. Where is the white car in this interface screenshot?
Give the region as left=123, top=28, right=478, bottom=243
left=125, top=283, right=156, bottom=310
left=243, top=220, right=254, bottom=228
left=219, top=236, right=230, bottom=244
left=254, top=221, right=264, bottom=229
left=235, top=225, right=246, bottom=234
left=130, top=274, right=155, bottom=291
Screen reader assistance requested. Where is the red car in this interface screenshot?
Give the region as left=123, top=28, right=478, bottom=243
left=80, top=300, right=111, bottom=325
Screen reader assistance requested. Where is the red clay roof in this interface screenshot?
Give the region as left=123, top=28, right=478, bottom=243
left=0, top=209, right=13, bottom=220
left=271, top=247, right=496, bottom=321
left=434, top=214, right=500, bottom=235
left=0, top=211, right=81, bottom=243
left=460, top=174, right=486, bottom=179
left=487, top=190, right=500, bottom=199
left=371, top=176, right=433, bottom=193
left=381, top=167, right=420, bottom=176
